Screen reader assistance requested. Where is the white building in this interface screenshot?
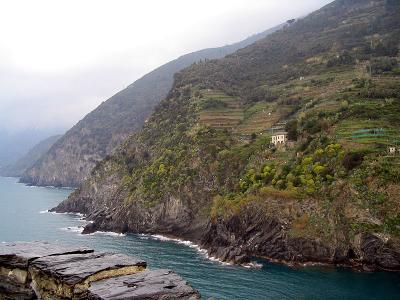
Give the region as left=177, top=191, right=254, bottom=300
left=272, top=131, right=288, bottom=146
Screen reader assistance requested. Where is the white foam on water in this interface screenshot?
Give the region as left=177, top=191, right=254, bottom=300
left=137, top=233, right=150, bottom=240
left=149, top=234, right=233, bottom=266
left=59, top=226, right=126, bottom=237
left=24, top=183, right=75, bottom=190
left=243, top=262, right=263, bottom=269
left=149, top=234, right=263, bottom=268
left=87, top=231, right=126, bottom=237
left=151, top=234, right=200, bottom=249
left=208, top=256, right=233, bottom=266
left=39, top=210, right=85, bottom=217
left=60, top=226, right=84, bottom=234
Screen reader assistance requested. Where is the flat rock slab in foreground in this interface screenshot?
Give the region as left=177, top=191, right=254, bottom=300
left=0, top=242, right=200, bottom=299
left=0, top=241, right=93, bottom=300
left=31, top=252, right=147, bottom=285
left=0, top=241, right=93, bottom=269
left=30, top=252, right=147, bottom=299
left=88, top=269, right=200, bottom=299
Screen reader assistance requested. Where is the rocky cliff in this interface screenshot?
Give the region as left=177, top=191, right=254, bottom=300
left=54, top=0, right=400, bottom=270
left=0, top=242, right=200, bottom=299
left=0, top=135, right=61, bottom=178
left=20, top=25, right=282, bottom=188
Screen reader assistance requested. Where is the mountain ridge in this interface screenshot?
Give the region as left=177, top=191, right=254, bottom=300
left=20, top=24, right=283, bottom=187
left=0, top=135, right=61, bottom=177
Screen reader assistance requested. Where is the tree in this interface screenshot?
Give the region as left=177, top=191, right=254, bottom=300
left=285, top=119, right=298, bottom=141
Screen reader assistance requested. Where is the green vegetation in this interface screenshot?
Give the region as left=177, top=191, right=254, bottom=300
left=272, top=144, right=345, bottom=194
left=82, top=0, right=400, bottom=246
left=199, top=98, right=227, bottom=110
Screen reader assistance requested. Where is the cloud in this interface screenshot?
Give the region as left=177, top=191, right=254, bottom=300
left=0, top=0, right=332, bottom=132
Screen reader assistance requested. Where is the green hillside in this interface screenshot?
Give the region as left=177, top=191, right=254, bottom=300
left=55, top=0, right=400, bottom=270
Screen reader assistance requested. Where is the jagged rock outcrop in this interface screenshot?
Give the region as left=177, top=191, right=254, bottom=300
left=358, top=234, right=400, bottom=271
left=0, top=242, right=200, bottom=299
left=52, top=178, right=207, bottom=239
left=20, top=25, right=282, bottom=188
left=200, top=204, right=400, bottom=271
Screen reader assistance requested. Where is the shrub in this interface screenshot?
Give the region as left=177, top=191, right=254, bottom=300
left=373, top=39, right=399, bottom=57
left=259, top=186, right=300, bottom=200
left=313, top=164, right=326, bottom=175
left=304, top=118, right=321, bottom=134
left=200, top=99, right=227, bottom=110
left=246, top=88, right=278, bottom=103
left=271, top=144, right=343, bottom=194
left=340, top=100, right=349, bottom=111
left=285, top=119, right=299, bottom=141
left=240, top=164, right=276, bottom=193
left=342, top=152, right=364, bottom=171
left=370, top=57, right=398, bottom=75
left=352, top=78, right=372, bottom=89
left=326, top=51, right=355, bottom=67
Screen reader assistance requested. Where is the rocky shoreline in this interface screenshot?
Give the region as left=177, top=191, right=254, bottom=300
left=200, top=209, right=400, bottom=272
left=0, top=241, right=200, bottom=299
left=50, top=184, right=400, bottom=273
left=61, top=209, right=400, bottom=273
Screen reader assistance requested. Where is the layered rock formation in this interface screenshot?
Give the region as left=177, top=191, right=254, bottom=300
left=0, top=242, right=200, bottom=299
left=201, top=204, right=400, bottom=271
left=87, top=270, right=201, bottom=300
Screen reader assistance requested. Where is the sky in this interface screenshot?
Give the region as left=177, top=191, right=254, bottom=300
left=0, top=0, right=333, bottom=133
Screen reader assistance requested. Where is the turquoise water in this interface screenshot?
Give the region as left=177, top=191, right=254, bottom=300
left=1, top=176, right=399, bottom=299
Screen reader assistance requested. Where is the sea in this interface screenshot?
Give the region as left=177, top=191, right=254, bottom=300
left=0, top=176, right=399, bottom=299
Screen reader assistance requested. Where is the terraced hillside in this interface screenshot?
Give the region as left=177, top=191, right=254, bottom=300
left=197, top=91, right=244, bottom=130
left=55, top=0, right=400, bottom=271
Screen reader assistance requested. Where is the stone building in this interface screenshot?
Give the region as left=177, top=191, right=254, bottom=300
left=271, top=131, right=288, bottom=146
left=389, top=147, right=396, bottom=155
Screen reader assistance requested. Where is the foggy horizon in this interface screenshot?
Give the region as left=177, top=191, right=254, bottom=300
left=0, top=0, right=332, bottom=133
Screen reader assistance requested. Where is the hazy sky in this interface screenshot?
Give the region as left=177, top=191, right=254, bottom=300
left=0, top=0, right=332, bottom=133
